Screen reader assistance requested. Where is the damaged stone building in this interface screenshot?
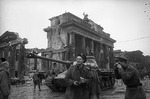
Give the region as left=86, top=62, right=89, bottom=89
left=42, top=12, right=116, bottom=73
left=0, top=31, right=28, bottom=78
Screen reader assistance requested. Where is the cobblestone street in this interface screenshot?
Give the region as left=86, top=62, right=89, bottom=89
left=9, top=84, right=64, bottom=99
left=9, top=80, right=150, bottom=99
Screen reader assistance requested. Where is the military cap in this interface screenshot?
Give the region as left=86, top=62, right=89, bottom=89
left=114, top=56, right=127, bottom=62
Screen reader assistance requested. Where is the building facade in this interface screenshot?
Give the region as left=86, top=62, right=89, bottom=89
left=0, top=31, right=28, bottom=78
left=43, top=12, right=116, bottom=72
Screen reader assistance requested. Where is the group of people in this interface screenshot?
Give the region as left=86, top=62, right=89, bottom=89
left=0, top=53, right=147, bottom=99
left=64, top=53, right=146, bottom=99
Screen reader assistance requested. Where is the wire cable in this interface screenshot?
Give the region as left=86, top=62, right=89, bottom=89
left=117, top=35, right=150, bottom=43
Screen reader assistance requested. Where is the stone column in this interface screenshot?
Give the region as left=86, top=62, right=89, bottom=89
left=90, top=40, right=94, bottom=56
left=70, top=33, right=75, bottom=61
left=9, top=46, right=16, bottom=77
left=18, top=44, right=25, bottom=78
left=105, top=45, right=110, bottom=70
left=41, top=52, right=46, bottom=70
left=103, top=45, right=107, bottom=68
left=49, top=52, right=52, bottom=71
left=4, top=47, right=9, bottom=60
left=65, top=33, right=69, bottom=61
left=47, top=60, right=49, bottom=70
left=45, top=54, right=50, bottom=71
left=34, top=58, right=37, bottom=70
left=102, top=44, right=106, bottom=69
left=82, top=36, right=85, bottom=54
left=109, top=47, right=114, bottom=69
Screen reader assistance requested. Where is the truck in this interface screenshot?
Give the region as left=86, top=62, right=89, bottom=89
left=27, top=12, right=116, bottom=92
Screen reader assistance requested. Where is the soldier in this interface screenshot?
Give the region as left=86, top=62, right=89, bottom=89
left=50, top=63, right=60, bottom=77
left=0, top=58, right=10, bottom=99
left=65, top=53, right=93, bottom=99
left=33, top=70, right=41, bottom=91
left=114, top=56, right=146, bottom=99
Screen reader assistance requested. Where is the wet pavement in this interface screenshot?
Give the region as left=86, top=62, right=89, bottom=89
left=9, top=84, right=64, bottom=99
left=9, top=79, right=150, bottom=99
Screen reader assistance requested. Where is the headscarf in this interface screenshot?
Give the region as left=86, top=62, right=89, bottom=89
left=0, top=61, right=9, bottom=68
left=0, top=61, right=10, bottom=72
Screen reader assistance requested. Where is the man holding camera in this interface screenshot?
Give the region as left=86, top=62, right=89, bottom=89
left=65, top=53, right=93, bottom=99
left=114, top=56, right=146, bottom=99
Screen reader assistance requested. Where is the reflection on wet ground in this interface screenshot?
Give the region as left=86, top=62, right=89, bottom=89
left=9, top=79, right=150, bottom=99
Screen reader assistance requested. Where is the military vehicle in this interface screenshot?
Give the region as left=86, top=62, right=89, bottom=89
left=27, top=53, right=115, bottom=92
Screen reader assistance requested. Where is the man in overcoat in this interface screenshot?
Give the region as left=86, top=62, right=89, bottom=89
left=65, top=53, right=93, bottom=99
left=0, top=58, right=10, bottom=99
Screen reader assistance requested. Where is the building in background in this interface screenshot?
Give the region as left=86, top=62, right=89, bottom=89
left=25, top=48, right=46, bottom=73
left=114, top=50, right=150, bottom=78
left=43, top=12, right=116, bottom=73
left=0, top=31, right=28, bottom=78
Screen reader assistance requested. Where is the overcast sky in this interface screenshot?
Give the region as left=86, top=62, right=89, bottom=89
left=0, top=0, right=150, bottom=55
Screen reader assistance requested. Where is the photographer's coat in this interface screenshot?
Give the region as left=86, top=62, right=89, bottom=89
left=65, top=64, right=92, bottom=99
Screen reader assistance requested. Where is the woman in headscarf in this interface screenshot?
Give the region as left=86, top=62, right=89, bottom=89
left=88, top=65, right=101, bottom=99
left=65, top=53, right=93, bottom=99
left=0, top=58, right=10, bottom=99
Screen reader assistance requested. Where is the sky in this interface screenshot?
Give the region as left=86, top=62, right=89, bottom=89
left=0, top=0, right=150, bottom=55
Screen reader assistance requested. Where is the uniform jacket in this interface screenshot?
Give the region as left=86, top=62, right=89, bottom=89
left=65, top=64, right=93, bottom=99
left=117, top=65, right=141, bottom=87
left=114, top=65, right=146, bottom=99
left=0, top=68, right=10, bottom=99
left=33, top=73, right=40, bottom=83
